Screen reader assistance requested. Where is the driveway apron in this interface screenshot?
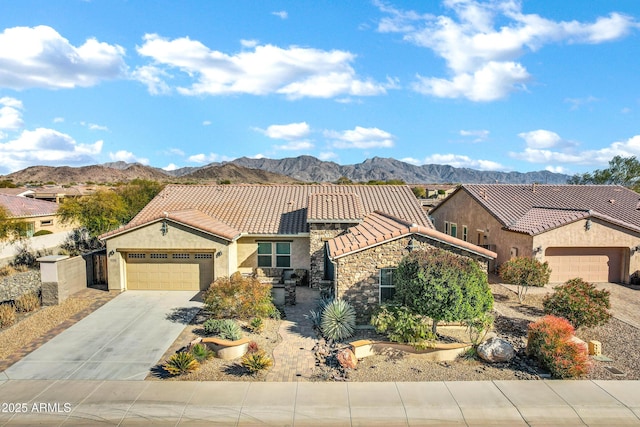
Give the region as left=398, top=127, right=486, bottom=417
left=1, top=291, right=201, bottom=381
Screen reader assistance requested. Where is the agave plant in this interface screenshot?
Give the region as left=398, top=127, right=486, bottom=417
left=320, top=299, right=356, bottom=341
left=241, top=349, right=273, bottom=374
left=203, top=318, right=242, bottom=341
left=163, top=351, right=200, bottom=376
left=190, top=343, right=214, bottom=362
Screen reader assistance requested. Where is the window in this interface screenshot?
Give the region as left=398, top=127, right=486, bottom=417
left=450, top=223, right=458, bottom=238
left=194, top=253, right=213, bottom=259
left=172, top=253, right=190, bottom=259
left=444, top=221, right=450, bottom=235
left=257, top=242, right=291, bottom=268
left=128, top=253, right=145, bottom=259
left=462, top=226, right=468, bottom=242
left=150, top=253, right=168, bottom=259
left=40, top=219, right=53, bottom=226
left=380, top=268, right=396, bottom=303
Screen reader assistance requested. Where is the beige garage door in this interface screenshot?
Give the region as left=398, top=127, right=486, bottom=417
left=126, top=252, right=214, bottom=291
left=545, top=247, right=623, bottom=283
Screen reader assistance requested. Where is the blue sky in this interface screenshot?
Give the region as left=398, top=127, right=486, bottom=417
left=0, top=0, right=639, bottom=176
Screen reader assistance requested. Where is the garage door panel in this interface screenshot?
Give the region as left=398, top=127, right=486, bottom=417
left=545, top=247, right=623, bottom=283
left=126, top=252, right=213, bottom=291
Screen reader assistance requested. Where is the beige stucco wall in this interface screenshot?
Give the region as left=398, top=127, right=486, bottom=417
left=533, top=218, right=640, bottom=283
left=21, top=214, right=76, bottom=235
left=236, top=235, right=310, bottom=275
left=104, top=220, right=231, bottom=291
left=334, top=234, right=491, bottom=324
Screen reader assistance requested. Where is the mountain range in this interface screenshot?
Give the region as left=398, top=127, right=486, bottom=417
left=1, top=156, right=570, bottom=185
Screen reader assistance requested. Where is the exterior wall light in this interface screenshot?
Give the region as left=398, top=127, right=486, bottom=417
left=585, top=219, right=592, bottom=231
left=406, top=237, right=417, bottom=252
left=161, top=219, right=169, bottom=236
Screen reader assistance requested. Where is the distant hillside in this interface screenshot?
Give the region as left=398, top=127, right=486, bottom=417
left=230, top=155, right=570, bottom=184
left=1, top=155, right=570, bottom=185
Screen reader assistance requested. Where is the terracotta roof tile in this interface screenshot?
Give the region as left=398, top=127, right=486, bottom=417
left=455, top=184, right=640, bottom=235
left=0, top=194, right=58, bottom=218
left=101, top=184, right=431, bottom=239
left=307, top=193, right=363, bottom=223
left=328, top=211, right=496, bottom=259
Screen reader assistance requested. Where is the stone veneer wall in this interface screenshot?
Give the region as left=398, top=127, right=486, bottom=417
left=334, top=234, right=490, bottom=324
left=309, top=223, right=352, bottom=288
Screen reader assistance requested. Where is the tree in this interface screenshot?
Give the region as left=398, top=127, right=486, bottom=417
left=0, top=206, right=28, bottom=241
left=569, top=155, right=640, bottom=192
left=58, top=190, right=128, bottom=237
left=334, top=176, right=353, bottom=185
left=115, top=179, right=164, bottom=223
left=411, top=186, right=427, bottom=198
left=499, top=257, right=551, bottom=303
left=394, top=249, right=494, bottom=334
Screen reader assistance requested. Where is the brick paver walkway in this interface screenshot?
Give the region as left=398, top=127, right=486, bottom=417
left=266, top=286, right=320, bottom=382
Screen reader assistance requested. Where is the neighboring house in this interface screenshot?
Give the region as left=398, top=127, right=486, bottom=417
left=429, top=184, right=640, bottom=284
left=0, top=194, right=72, bottom=236
left=100, top=184, right=495, bottom=321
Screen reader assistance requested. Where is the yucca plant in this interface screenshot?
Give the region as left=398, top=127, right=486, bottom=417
left=320, top=299, right=356, bottom=341
left=0, top=303, right=16, bottom=328
left=163, top=351, right=200, bottom=376
left=15, top=291, right=41, bottom=313
left=190, top=343, right=214, bottom=362
left=241, top=349, right=273, bottom=374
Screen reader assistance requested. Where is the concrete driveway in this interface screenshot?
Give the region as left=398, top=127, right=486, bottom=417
left=0, top=291, right=202, bottom=381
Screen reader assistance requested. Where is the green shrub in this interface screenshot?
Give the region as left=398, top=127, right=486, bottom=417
left=204, top=272, right=277, bottom=319
left=462, top=312, right=494, bottom=345
left=526, top=315, right=590, bottom=379
left=0, top=303, right=16, bottom=328
left=543, top=278, right=611, bottom=329
left=241, top=349, right=273, bottom=374
left=499, top=257, right=551, bottom=303
left=203, top=318, right=242, bottom=341
left=14, top=291, right=40, bottom=313
left=394, top=249, right=494, bottom=334
left=371, top=305, right=435, bottom=347
left=163, top=351, right=200, bottom=376
left=249, top=317, right=264, bottom=333
left=320, top=299, right=356, bottom=341
left=33, top=230, right=53, bottom=237
left=190, top=343, right=214, bottom=362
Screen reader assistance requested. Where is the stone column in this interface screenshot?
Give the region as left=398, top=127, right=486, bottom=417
left=38, top=255, right=87, bottom=306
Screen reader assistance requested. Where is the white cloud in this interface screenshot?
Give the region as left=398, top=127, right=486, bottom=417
left=202, top=120, right=212, bottom=126
left=0, top=25, right=126, bottom=90
left=545, top=165, right=567, bottom=174
left=250, top=153, right=266, bottom=159
left=400, top=157, right=421, bottom=165
left=272, top=11, right=288, bottom=19
left=564, top=95, right=598, bottom=111
left=377, top=1, right=637, bottom=101
left=53, top=117, right=65, bottom=123
left=318, top=151, right=338, bottom=161
left=87, top=123, right=109, bottom=131
left=187, top=153, right=232, bottom=164
left=131, top=65, right=171, bottom=95
left=420, top=153, right=508, bottom=171
left=241, top=39, right=259, bottom=48
left=0, top=128, right=102, bottom=173
left=460, top=129, right=489, bottom=142
left=259, top=122, right=311, bottom=140
left=108, top=150, right=149, bottom=164
left=163, top=163, right=178, bottom=171
left=273, top=141, right=314, bottom=151
left=0, top=97, right=24, bottom=132
left=135, top=34, right=389, bottom=99
left=325, top=126, right=395, bottom=149
left=165, top=148, right=185, bottom=156
left=518, top=129, right=562, bottom=149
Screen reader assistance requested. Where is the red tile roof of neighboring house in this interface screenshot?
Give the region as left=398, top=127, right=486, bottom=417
left=307, top=193, right=364, bottom=223
left=449, top=184, right=640, bottom=235
left=0, top=188, right=33, bottom=197
left=101, top=184, right=431, bottom=239
left=0, top=194, right=58, bottom=218
left=327, top=211, right=496, bottom=259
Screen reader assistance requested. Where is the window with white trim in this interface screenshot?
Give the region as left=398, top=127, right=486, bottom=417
left=450, top=223, right=458, bottom=238
left=462, top=225, right=468, bottom=242
left=257, top=242, right=291, bottom=268
left=379, top=268, right=396, bottom=303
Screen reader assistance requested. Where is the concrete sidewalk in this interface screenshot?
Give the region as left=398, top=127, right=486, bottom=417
left=0, top=379, right=638, bottom=426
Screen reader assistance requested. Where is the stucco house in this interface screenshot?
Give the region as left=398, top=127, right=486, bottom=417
left=100, top=184, right=495, bottom=320
left=0, top=194, right=71, bottom=236
left=429, top=184, right=640, bottom=284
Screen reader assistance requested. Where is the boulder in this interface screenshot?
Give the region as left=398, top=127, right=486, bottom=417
left=477, top=338, right=515, bottom=363
left=336, top=348, right=358, bottom=369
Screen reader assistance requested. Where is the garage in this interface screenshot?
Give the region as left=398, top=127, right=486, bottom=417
left=125, top=252, right=214, bottom=290
left=545, top=247, right=624, bottom=283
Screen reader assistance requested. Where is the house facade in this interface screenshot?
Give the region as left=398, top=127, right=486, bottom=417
left=0, top=194, right=72, bottom=236
left=100, top=184, right=495, bottom=319
left=429, top=184, right=640, bottom=284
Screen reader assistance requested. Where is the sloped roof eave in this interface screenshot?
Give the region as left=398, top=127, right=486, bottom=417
left=99, top=218, right=241, bottom=242
left=507, top=212, right=640, bottom=236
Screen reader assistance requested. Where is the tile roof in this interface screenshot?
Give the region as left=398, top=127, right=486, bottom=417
left=0, top=194, right=58, bottom=217
left=456, top=184, right=640, bottom=235
left=327, top=211, right=496, bottom=259
left=101, top=184, right=431, bottom=239
left=307, top=193, right=363, bottom=223
left=0, top=188, right=33, bottom=197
